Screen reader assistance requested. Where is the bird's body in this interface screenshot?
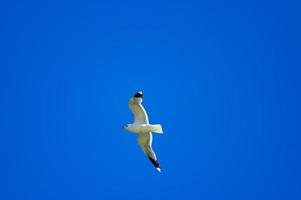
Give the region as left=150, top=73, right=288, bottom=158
left=125, top=124, right=163, bottom=134
left=123, top=91, right=163, bottom=172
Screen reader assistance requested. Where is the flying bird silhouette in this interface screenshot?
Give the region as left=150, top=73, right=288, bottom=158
left=123, top=91, right=163, bottom=172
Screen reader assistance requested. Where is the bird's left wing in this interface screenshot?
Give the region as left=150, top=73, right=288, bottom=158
left=128, top=92, right=149, bottom=124
left=137, top=132, right=161, bottom=172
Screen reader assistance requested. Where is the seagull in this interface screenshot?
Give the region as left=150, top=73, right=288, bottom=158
left=123, top=91, right=163, bottom=172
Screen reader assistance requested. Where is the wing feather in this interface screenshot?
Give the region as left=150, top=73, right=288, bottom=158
left=137, top=132, right=161, bottom=171
left=128, top=97, right=149, bottom=124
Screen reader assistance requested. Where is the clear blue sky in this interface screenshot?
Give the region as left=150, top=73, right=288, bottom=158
left=0, top=0, right=300, bottom=200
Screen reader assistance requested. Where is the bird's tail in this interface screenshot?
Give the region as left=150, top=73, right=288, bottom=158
left=148, top=124, right=163, bottom=134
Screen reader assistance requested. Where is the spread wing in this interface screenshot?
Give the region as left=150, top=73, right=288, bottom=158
left=137, top=132, right=161, bottom=172
left=128, top=92, right=149, bottom=124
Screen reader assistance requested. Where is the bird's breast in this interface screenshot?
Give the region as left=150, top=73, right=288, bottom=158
left=129, top=124, right=149, bottom=133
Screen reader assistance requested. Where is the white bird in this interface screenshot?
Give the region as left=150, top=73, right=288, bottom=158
left=123, top=91, right=163, bottom=172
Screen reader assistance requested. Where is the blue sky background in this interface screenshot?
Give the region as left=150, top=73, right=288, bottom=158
left=0, top=0, right=300, bottom=200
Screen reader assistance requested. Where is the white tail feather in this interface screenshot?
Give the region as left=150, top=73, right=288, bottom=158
left=149, top=124, right=163, bottom=134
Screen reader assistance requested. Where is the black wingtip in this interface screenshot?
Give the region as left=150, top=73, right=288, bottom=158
left=134, top=91, right=143, bottom=98
left=148, top=156, right=160, bottom=169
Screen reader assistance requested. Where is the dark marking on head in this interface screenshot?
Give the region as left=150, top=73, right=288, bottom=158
left=134, top=91, right=143, bottom=98
left=148, top=156, right=160, bottom=169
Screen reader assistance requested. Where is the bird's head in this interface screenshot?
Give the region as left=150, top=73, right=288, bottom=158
left=122, top=124, right=131, bottom=130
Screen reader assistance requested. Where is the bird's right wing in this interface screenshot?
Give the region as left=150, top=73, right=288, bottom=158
left=137, top=132, right=161, bottom=172
left=128, top=92, right=149, bottom=124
